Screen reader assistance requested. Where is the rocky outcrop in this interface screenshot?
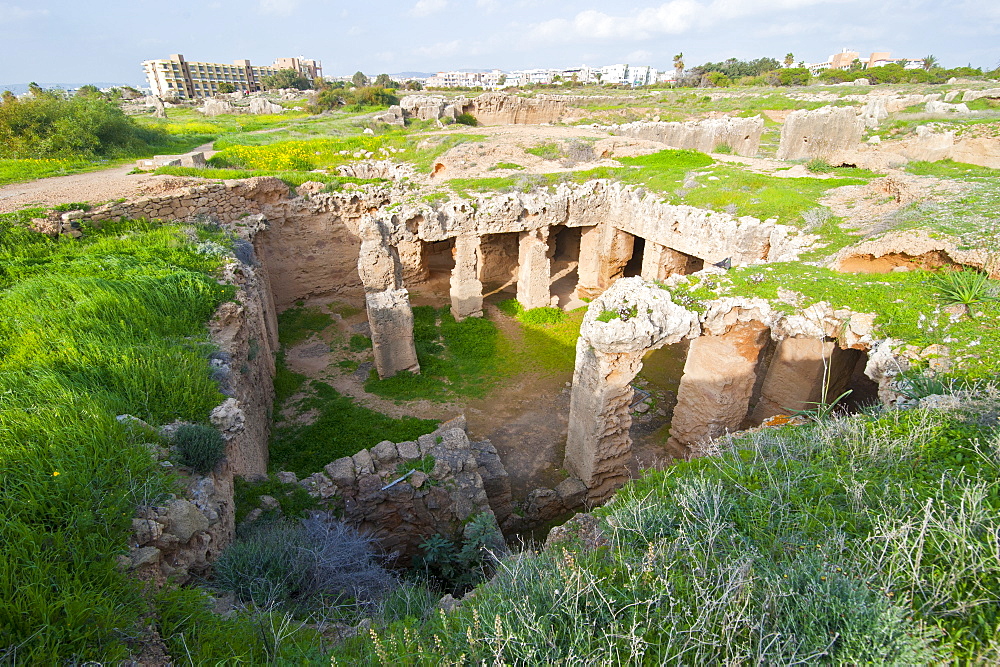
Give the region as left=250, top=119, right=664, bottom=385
left=248, top=97, right=285, bottom=115
left=889, top=126, right=1000, bottom=169
left=462, top=92, right=566, bottom=125
left=606, top=116, right=765, bottom=157
left=373, top=105, right=405, bottom=126
left=200, top=98, right=237, bottom=117
left=778, top=106, right=865, bottom=161
left=399, top=95, right=460, bottom=122
left=276, top=418, right=514, bottom=560
left=961, top=88, right=1000, bottom=103
left=830, top=229, right=1000, bottom=278
left=925, top=100, right=971, bottom=114
left=336, top=160, right=416, bottom=180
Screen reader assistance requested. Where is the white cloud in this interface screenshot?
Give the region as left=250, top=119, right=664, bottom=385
left=625, top=49, right=653, bottom=62
left=476, top=0, right=499, bottom=11
left=348, top=25, right=364, bottom=36
left=413, top=39, right=462, bottom=58
left=258, top=0, right=299, bottom=16
left=0, top=3, right=48, bottom=23
left=410, top=0, right=447, bottom=17
left=525, top=0, right=856, bottom=44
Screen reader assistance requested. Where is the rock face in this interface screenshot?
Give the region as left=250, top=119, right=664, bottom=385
left=564, top=277, right=880, bottom=500
left=666, top=299, right=775, bottom=449
left=606, top=116, right=765, bottom=157
left=200, top=98, right=236, bottom=116
left=373, top=105, right=405, bottom=126
left=399, top=92, right=566, bottom=125
left=463, top=92, right=567, bottom=125
left=336, top=160, right=415, bottom=181
left=289, top=419, right=514, bottom=560
left=248, top=97, right=284, bottom=115
left=925, top=100, right=971, bottom=114
left=777, top=106, right=865, bottom=161
left=889, top=126, right=1000, bottom=169
left=829, top=229, right=999, bottom=278
left=564, top=278, right=699, bottom=500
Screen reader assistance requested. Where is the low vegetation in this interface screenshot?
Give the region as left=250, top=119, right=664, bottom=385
left=0, top=213, right=234, bottom=661
left=336, top=395, right=1000, bottom=662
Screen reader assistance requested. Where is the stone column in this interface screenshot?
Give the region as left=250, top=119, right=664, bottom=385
left=575, top=225, right=635, bottom=299
left=517, top=227, right=551, bottom=310
left=450, top=234, right=484, bottom=319
left=358, top=218, right=420, bottom=379
left=641, top=243, right=692, bottom=282
left=564, top=278, right=699, bottom=501
left=666, top=320, right=771, bottom=450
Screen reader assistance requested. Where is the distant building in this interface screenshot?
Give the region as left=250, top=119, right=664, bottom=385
left=142, top=54, right=323, bottom=99
left=807, top=49, right=925, bottom=75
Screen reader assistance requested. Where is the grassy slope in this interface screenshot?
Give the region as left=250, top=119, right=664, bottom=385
left=0, top=214, right=233, bottom=661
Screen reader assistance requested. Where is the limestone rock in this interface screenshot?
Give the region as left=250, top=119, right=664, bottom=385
left=210, top=398, right=245, bottom=438
left=606, top=116, right=764, bottom=157
left=463, top=92, right=566, bottom=125
left=131, top=546, right=162, bottom=569
left=777, top=106, right=865, bottom=161
left=373, top=105, right=405, bottom=126
left=200, top=98, right=236, bottom=117
left=164, top=499, right=210, bottom=542
left=248, top=97, right=284, bottom=115
left=324, top=457, right=356, bottom=487
left=925, top=100, right=971, bottom=114
left=276, top=471, right=298, bottom=484
left=554, top=477, right=588, bottom=509
left=132, top=518, right=164, bottom=546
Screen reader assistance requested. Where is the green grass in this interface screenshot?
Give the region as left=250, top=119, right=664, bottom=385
left=0, top=214, right=235, bottom=661
left=495, top=299, right=584, bottom=374
left=269, top=382, right=437, bottom=475
left=904, top=159, right=1000, bottom=179
left=364, top=305, right=503, bottom=401
left=490, top=161, right=525, bottom=170
left=208, top=131, right=484, bottom=175
left=0, top=157, right=98, bottom=185
left=525, top=143, right=563, bottom=160
left=233, top=475, right=319, bottom=525
left=277, top=306, right=334, bottom=347
left=335, top=400, right=1000, bottom=663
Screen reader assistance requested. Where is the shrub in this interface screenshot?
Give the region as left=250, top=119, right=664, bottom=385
left=455, top=113, right=478, bottom=126
left=806, top=157, right=834, bottom=173
left=713, top=143, right=733, bottom=154
left=933, top=268, right=998, bottom=309
left=175, top=423, right=225, bottom=473
left=214, top=512, right=397, bottom=609
left=213, top=520, right=312, bottom=606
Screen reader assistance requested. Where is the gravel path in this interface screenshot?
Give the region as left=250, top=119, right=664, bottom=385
left=0, top=141, right=217, bottom=214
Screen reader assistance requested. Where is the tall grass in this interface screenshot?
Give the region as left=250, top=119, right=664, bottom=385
left=0, top=215, right=233, bottom=661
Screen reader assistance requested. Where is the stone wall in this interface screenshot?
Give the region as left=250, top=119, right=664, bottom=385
left=462, top=92, right=567, bottom=125
left=605, top=116, right=765, bottom=157
left=275, top=418, right=514, bottom=561
left=125, top=234, right=280, bottom=583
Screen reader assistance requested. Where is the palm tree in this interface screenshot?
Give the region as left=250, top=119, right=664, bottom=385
left=673, top=52, right=685, bottom=83
left=784, top=53, right=794, bottom=68
left=922, top=55, right=939, bottom=71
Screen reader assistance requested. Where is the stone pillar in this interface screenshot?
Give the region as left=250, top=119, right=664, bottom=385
left=517, top=227, right=551, bottom=310
left=575, top=226, right=634, bottom=299
left=450, top=234, right=484, bottom=319
left=564, top=278, right=699, bottom=501
left=666, top=320, right=771, bottom=450
left=641, top=243, right=691, bottom=282
left=366, top=290, right=420, bottom=379
left=358, top=218, right=420, bottom=379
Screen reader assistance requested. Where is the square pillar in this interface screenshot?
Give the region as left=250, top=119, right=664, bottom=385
left=450, top=234, right=484, bottom=319
left=517, top=228, right=551, bottom=310
left=641, top=243, right=692, bottom=282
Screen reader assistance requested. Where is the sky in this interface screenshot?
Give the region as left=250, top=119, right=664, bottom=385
left=0, top=0, right=997, bottom=85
